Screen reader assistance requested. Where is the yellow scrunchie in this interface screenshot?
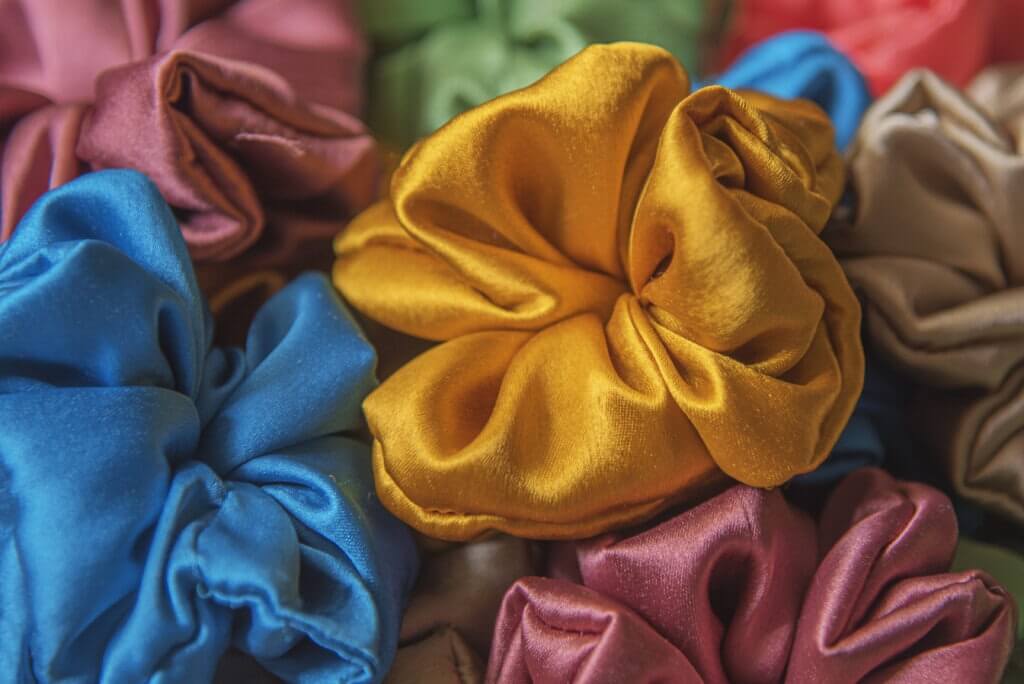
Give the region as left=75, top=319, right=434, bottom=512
left=335, top=43, right=863, bottom=540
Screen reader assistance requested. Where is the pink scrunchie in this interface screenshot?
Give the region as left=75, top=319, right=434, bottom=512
left=489, top=469, right=1016, bottom=683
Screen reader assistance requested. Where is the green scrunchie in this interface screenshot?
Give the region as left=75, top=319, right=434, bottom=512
left=360, top=0, right=732, bottom=148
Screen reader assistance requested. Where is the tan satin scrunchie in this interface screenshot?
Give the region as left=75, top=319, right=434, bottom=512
left=335, top=42, right=863, bottom=540
left=828, top=68, right=1024, bottom=525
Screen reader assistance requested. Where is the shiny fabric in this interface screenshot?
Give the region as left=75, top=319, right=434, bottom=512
left=788, top=355, right=897, bottom=497
left=488, top=469, right=1016, bottom=683
left=334, top=42, right=864, bottom=541
left=954, top=538, right=1024, bottom=683
left=400, top=536, right=540, bottom=658
left=0, top=171, right=418, bottom=683
left=717, top=0, right=1024, bottom=96
left=953, top=538, right=1024, bottom=640
left=703, top=31, right=870, bottom=149
left=387, top=628, right=484, bottom=684
left=828, top=69, right=1024, bottom=527
left=384, top=534, right=538, bottom=684
left=0, top=0, right=375, bottom=340
left=361, top=0, right=733, bottom=148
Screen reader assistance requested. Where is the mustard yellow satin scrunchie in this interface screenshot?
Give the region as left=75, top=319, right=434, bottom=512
left=334, top=43, right=863, bottom=540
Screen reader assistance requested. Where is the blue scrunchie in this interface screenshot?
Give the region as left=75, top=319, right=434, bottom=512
left=703, top=30, right=871, bottom=149
left=0, top=170, right=418, bottom=683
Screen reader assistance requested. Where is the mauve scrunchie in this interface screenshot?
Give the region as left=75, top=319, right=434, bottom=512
left=488, top=469, right=1016, bottom=683
left=0, top=0, right=376, bottom=341
left=827, top=68, right=1024, bottom=527
left=716, top=0, right=1024, bottom=96
left=0, top=170, right=418, bottom=683
left=703, top=30, right=870, bottom=149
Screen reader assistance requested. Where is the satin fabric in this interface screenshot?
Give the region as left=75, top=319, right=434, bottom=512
left=828, top=69, right=1024, bottom=527
left=717, top=0, right=1024, bottom=97
left=954, top=538, right=1024, bottom=683
left=385, top=534, right=538, bottom=684
left=399, top=536, right=540, bottom=658
left=361, top=0, right=733, bottom=148
left=487, top=469, right=1016, bottom=683
left=953, top=538, right=1024, bottom=640
left=334, top=42, right=864, bottom=541
left=787, top=355, right=898, bottom=498
left=969, top=64, right=1024, bottom=147
left=386, top=628, right=483, bottom=684
left=0, top=0, right=376, bottom=340
left=702, top=31, right=870, bottom=149
left=0, top=171, right=418, bottom=683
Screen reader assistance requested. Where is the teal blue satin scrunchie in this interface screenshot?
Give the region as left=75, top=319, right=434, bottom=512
left=704, top=30, right=871, bottom=149
left=0, top=170, right=418, bottom=683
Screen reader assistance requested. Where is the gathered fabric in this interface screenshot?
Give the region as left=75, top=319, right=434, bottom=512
left=487, top=469, right=1016, bottom=684
left=717, top=0, right=1024, bottom=96
left=702, top=30, right=870, bottom=149
left=335, top=42, right=864, bottom=540
left=361, top=0, right=733, bottom=148
left=387, top=535, right=539, bottom=683
left=0, top=0, right=376, bottom=340
left=828, top=68, right=1024, bottom=527
left=0, top=171, right=418, bottom=683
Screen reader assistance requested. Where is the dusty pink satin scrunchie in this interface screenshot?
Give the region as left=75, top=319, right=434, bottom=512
left=0, top=0, right=374, bottom=261
left=717, top=0, right=1024, bottom=96
left=489, top=469, right=1016, bottom=684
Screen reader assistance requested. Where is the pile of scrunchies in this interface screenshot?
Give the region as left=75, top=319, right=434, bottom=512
left=3, top=1, right=1024, bottom=682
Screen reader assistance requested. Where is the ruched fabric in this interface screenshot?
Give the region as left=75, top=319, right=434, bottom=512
left=828, top=69, right=1024, bottom=527
left=0, top=170, right=418, bottom=683
left=335, top=42, right=864, bottom=540
left=703, top=30, right=870, bottom=149
left=488, top=469, right=1016, bottom=683
left=0, top=0, right=376, bottom=340
left=388, top=535, right=539, bottom=683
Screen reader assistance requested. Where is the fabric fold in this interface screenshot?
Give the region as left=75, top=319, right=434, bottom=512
left=335, top=42, right=863, bottom=541
left=488, top=469, right=1016, bottom=683
left=717, top=0, right=1024, bottom=96
left=703, top=30, right=870, bottom=149
left=361, top=0, right=734, bottom=148
left=0, top=170, right=418, bottom=683
left=0, top=0, right=375, bottom=341
left=828, top=68, right=1024, bottom=526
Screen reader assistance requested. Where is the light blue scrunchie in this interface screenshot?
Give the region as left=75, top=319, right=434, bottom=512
left=703, top=30, right=871, bottom=149
left=0, top=170, right=418, bottom=683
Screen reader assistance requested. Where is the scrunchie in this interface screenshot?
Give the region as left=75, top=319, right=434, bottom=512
left=0, top=171, right=418, bottom=683
left=716, top=0, right=1024, bottom=96
left=488, top=469, right=1016, bottom=683
left=0, top=0, right=376, bottom=339
left=362, top=0, right=733, bottom=148
left=388, top=535, right=539, bottom=683
left=827, top=69, right=1024, bottom=526
left=335, top=42, right=864, bottom=540
left=703, top=31, right=870, bottom=149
